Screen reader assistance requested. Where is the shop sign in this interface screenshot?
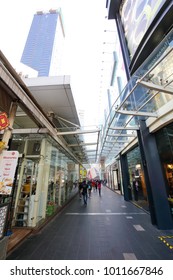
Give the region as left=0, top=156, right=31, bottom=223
left=0, top=112, right=9, bottom=131
left=0, top=151, right=19, bottom=195
left=88, top=167, right=99, bottom=179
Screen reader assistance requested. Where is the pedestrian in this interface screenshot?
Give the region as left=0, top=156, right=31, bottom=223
left=91, top=180, right=95, bottom=191
left=132, top=173, right=139, bottom=201
left=78, top=181, right=83, bottom=199
left=95, top=180, right=97, bottom=191
left=88, top=180, right=92, bottom=197
left=81, top=179, right=89, bottom=205
left=97, top=179, right=101, bottom=196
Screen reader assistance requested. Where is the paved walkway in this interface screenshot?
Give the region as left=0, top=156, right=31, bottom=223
left=7, top=186, right=173, bottom=260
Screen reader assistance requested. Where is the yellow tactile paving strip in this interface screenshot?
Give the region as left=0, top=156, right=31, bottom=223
left=158, top=236, right=173, bottom=250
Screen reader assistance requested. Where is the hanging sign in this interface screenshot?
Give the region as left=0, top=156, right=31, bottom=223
left=0, top=112, right=9, bottom=131
left=0, top=151, right=19, bottom=195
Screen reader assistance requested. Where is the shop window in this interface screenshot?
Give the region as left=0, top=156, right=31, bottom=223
left=127, top=146, right=149, bottom=211
left=155, top=123, right=173, bottom=198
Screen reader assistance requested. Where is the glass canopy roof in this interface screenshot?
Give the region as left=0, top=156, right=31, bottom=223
left=99, top=28, right=173, bottom=165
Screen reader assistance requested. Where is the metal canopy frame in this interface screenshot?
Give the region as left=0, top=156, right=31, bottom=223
left=0, top=59, right=101, bottom=168
left=99, top=46, right=173, bottom=163
left=57, top=128, right=100, bottom=136
left=1, top=42, right=173, bottom=167
left=55, top=118, right=100, bottom=165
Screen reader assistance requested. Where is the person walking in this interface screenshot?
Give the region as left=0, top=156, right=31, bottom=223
left=95, top=180, right=97, bottom=192
left=78, top=181, right=83, bottom=199
left=82, top=179, right=89, bottom=205
left=97, top=179, right=102, bottom=196
left=88, top=180, right=92, bottom=197
left=91, top=180, right=96, bottom=192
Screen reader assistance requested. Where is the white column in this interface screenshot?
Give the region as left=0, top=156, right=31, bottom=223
left=41, top=141, right=52, bottom=219
left=31, top=138, right=46, bottom=227
left=13, top=140, right=28, bottom=223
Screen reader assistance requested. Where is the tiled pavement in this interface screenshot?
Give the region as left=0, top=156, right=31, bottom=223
left=7, top=186, right=173, bottom=260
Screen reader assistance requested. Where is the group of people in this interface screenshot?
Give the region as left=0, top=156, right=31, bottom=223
left=79, top=179, right=102, bottom=205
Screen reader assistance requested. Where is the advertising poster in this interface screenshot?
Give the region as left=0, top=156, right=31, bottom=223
left=0, top=150, right=19, bottom=195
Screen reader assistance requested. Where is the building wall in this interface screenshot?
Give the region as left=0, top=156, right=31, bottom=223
left=106, top=0, right=173, bottom=229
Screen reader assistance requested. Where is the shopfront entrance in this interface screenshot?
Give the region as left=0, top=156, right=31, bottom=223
left=13, top=157, right=39, bottom=227
left=155, top=122, right=173, bottom=215
left=126, top=146, right=149, bottom=211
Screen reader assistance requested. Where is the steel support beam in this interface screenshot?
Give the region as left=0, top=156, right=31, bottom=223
left=11, top=128, right=49, bottom=134
left=57, top=129, right=100, bottom=136
left=138, top=80, right=173, bottom=95
left=117, top=109, right=157, bottom=118
left=109, top=126, right=139, bottom=130
left=68, top=142, right=97, bottom=147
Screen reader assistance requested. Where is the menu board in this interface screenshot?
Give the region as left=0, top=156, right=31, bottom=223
left=0, top=204, right=8, bottom=239
left=0, top=151, right=19, bottom=195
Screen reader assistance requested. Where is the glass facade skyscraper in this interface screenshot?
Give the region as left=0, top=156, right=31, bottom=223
left=21, top=9, right=65, bottom=77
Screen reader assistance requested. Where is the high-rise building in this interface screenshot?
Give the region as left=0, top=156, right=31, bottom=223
left=21, top=9, right=65, bottom=77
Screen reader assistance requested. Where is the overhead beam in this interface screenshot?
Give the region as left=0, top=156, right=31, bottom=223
left=109, top=126, right=139, bottom=130
left=57, top=116, right=80, bottom=128
left=57, top=129, right=100, bottom=136
left=73, top=149, right=96, bottom=153
left=68, top=142, right=97, bottom=147
left=16, top=112, right=27, bottom=117
left=105, top=140, right=130, bottom=143
left=85, top=150, right=96, bottom=153
left=103, top=144, right=123, bottom=148
left=138, top=80, right=173, bottom=95
left=115, top=140, right=129, bottom=143
left=11, top=128, right=49, bottom=134
left=117, top=109, right=157, bottom=117
left=73, top=151, right=96, bottom=154
left=107, top=133, right=136, bottom=137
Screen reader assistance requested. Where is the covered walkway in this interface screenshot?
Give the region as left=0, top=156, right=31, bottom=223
left=7, top=186, right=173, bottom=260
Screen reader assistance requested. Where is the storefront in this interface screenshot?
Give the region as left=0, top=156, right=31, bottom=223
left=105, top=159, right=122, bottom=194
left=126, top=146, right=149, bottom=211
left=9, top=134, right=79, bottom=228
left=0, top=87, right=19, bottom=258
left=0, top=51, right=86, bottom=257
left=155, top=122, right=173, bottom=214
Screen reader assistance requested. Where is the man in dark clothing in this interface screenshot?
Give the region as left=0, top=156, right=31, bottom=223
left=78, top=182, right=83, bottom=199
left=82, top=180, right=88, bottom=205
left=97, top=179, right=102, bottom=196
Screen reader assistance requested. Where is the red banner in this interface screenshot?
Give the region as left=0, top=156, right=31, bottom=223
left=0, top=112, right=9, bottom=130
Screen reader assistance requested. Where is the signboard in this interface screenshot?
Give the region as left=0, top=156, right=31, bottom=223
left=0, top=151, right=19, bottom=195
left=87, top=167, right=100, bottom=179
left=0, top=112, right=9, bottom=131
left=120, top=0, right=166, bottom=59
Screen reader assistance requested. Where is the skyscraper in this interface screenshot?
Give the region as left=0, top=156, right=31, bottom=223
left=21, top=9, right=65, bottom=77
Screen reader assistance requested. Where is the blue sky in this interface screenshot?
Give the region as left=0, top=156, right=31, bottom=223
left=0, top=0, right=111, bottom=126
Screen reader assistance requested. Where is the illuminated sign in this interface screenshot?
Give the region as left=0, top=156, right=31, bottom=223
left=120, top=0, right=166, bottom=59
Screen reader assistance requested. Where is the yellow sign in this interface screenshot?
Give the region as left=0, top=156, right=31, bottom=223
left=0, top=112, right=9, bottom=131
